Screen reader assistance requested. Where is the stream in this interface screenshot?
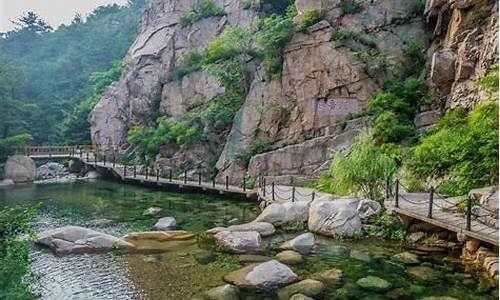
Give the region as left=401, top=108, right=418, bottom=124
left=0, top=180, right=497, bottom=300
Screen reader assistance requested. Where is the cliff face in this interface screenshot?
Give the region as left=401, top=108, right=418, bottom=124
left=90, top=0, right=498, bottom=183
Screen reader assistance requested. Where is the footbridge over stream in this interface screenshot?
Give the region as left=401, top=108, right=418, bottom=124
left=5, top=145, right=498, bottom=246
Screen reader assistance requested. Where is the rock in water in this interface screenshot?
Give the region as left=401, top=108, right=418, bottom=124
left=35, top=226, right=132, bottom=255
left=310, top=268, right=343, bottom=286
left=255, top=202, right=310, bottom=225
left=290, top=294, right=314, bottom=300
left=277, top=279, right=325, bottom=300
left=276, top=250, right=304, bottom=265
left=36, top=162, right=69, bottom=180
left=214, top=231, right=266, bottom=254
left=153, top=217, right=177, bottom=231
left=407, top=266, right=444, bottom=282
left=202, top=284, right=239, bottom=300
left=207, top=222, right=275, bottom=237
left=224, top=260, right=298, bottom=289
left=143, top=207, right=162, bottom=216
left=279, top=232, right=315, bottom=254
left=122, top=231, right=196, bottom=252
left=356, top=276, right=392, bottom=291
left=357, top=199, right=382, bottom=222
left=5, top=155, right=36, bottom=183
left=308, top=197, right=362, bottom=237
left=0, top=179, right=14, bottom=187
left=392, top=252, right=420, bottom=265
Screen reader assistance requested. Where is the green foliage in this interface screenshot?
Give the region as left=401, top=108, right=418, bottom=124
left=477, top=64, right=499, bottom=99
left=235, top=141, right=273, bottom=167
left=367, top=211, right=406, bottom=241
left=0, top=204, right=40, bottom=300
left=241, top=0, right=258, bottom=10
left=168, top=50, right=204, bottom=81
left=261, top=0, right=296, bottom=15
left=408, top=0, right=426, bottom=17
left=180, top=0, right=225, bottom=27
left=195, top=232, right=216, bottom=250
left=297, top=8, right=326, bottom=32
left=405, top=101, right=499, bottom=196
left=280, top=221, right=308, bottom=233
left=331, top=30, right=357, bottom=41
left=398, top=39, right=426, bottom=77
left=340, top=0, right=364, bottom=16
left=372, top=112, right=415, bottom=144
left=0, top=2, right=144, bottom=143
left=59, top=61, right=124, bottom=144
left=317, top=133, right=398, bottom=201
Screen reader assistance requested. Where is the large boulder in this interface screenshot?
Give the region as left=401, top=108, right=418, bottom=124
left=36, top=162, right=69, bottom=180
left=224, top=260, right=298, bottom=289
left=255, top=202, right=310, bottom=225
left=35, top=226, right=132, bottom=255
left=153, top=217, right=177, bottom=231
left=279, top=232, right=315, bottom=254
left=308, top=197, right=362, bottom=237
left=214, top=231, right=267, bottom=254
left=276, top=250, right=304, bottom=265
left=4, top=155, right=36, bottom=183
left=356, top=199, right=382, bottom=222
left=207, top=222, right=275, bottom=237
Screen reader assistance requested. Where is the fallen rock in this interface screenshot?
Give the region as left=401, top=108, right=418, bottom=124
left=202, top=284, right=239, bottom=300
left=122, top=231, right=196, bottom=252
left=308, top=197, right=362, bottom=237
left=357, top=199, right=382, bottom=222
left=143, top=207, right=162, bottom=216
left=356, top=276, right=392, bottom=291
left=392, top=252, right=420, bottom=265
left=310, top=268, right=343, bottom=286
left=224, top=260, right=298, bottom=289
left=255, top=202, right=309, bottom=225
left=407, top=232, right=425, bottom=243
left=277, top=279, right=325, bottom=300
left=279, top=232, right=315, bottom=254
left=207, top=222, right=275, bottom=237
left=5, top=155, right=36, bottom=183
left=153, top=217, right=177, bottom=231
left=276, top=250, right=304, bottom=265
left=36, top=162, right=69, bottom=180
left=214, top=231, right=266, bottom=254
left=407, top=266, right=444, bottom=282
left=35, top=226, right=132, bottom=255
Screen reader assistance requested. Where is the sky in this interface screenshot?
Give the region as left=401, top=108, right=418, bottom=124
left=0, top=0, right=129, bottom=33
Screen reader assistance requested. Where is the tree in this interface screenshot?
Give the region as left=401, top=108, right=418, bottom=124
left=10, top=11, right=52, bottom=34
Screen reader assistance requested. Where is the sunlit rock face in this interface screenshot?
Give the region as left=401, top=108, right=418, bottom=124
left=90, top=0, right=496, bottom=182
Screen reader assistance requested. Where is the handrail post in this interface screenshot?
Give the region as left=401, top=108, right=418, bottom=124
left=263, top=178, right=266, bottom=197
left=113, top=154, right=116, bottom=167
left=145, top=167, right=149, bottom=180
left=198, top=171, right=202, bottom=185
left=156, top=169, right=160, bottom=182
left=169, top=169, right=173, bottom=182
left=272, top=182, right=275, bottom=201
left=124, top=165, right=127, bottom=177
left=386, top=176, right=391, bottom=200
left=134, top=164, right=137, bottom=178
left=86, top=152, right=89, bottom=161
left=243, top=177, right=246, bottom=191
left=428, top=186, right=434, bottom=219
left=103, top=155, right=106, bottom=166
left=292, top=185, right=296, bottom=202
left=395, top=179, right=399, bottom=208
left=466, top=198, right=472, bottom=231
left=212, top=177, right=216, bottom=188
left=312, top=191, right=315, bottom=201
left=225, top=176, right=229, bottom=190
left=184, top=171, right=187, bottom=184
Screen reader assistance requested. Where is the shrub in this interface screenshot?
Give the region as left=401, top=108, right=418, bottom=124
left=168, top=50, right=204, bottom=81
left=281, top=221, right=308, bottom=232
left=340, top=0, right=364, bottom=16
left=297, top=8, right=326, bottom=31
left=317, top=132, right=398, bottom=201
left=358, top=35, right=378, bottom=49
left=477, top=64, right=499, bottom=98
left=372, top=112, right=415, bottom=144
left=331, top=30, right=357, bottom=41
left=367, top=211, right=406, bottom=241
left=408, top=0, right=426, bottom=17
left=241, top=0, right=258, bottom=10
left=180, top=0, right=225, bottom=27
left=398, top=39, right=426, bottom=77
left=404, top=101, right=499, bottom=196
left=236, top=141, right=273, bottom=167
left=204, top=26, right=254, bottom=63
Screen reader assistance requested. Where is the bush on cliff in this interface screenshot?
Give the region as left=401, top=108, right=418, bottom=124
left=180, top=0, right=225, bottom=28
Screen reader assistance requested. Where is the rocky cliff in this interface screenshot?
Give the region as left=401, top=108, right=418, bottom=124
left=90, top=0, right=498, bottom=184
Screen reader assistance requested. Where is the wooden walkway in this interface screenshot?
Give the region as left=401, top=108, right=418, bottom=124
left=15, top=146, right=499, bottom=246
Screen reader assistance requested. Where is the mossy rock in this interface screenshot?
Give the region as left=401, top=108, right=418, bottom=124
left=277, top=279, right=325, bottom=300
left=356, top=276, right=392, bottom=291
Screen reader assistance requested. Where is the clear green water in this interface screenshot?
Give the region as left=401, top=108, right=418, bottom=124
left=0, top=181, right=497, bottom=300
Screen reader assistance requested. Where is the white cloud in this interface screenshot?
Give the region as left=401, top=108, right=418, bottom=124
left=0, top=0, right=129, bottom=33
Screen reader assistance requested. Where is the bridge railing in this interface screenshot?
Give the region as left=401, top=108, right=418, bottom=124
left=388, top=177, right=498, bottom=232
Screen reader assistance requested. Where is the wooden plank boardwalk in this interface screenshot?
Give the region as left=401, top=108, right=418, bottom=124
left=19, top=147, right=499, bottom=247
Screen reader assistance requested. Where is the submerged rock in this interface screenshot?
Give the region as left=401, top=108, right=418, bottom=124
left=5, top=155, right=36, bottom=183
left=350, top=250, right=372, bottom=262
left=277, top=279, right=324, bottom=300
left=407, top=266, right=444, bottom=282
left=214, top=231, right=266, bottom=254
left=310, top=268, right=343, bottom=286
left=153, top=217, right=177, bottom=231
left=35, top=225, right=132, bottom=255
left=255, top=202, right=310, bottom=225
left=207, top=222, right=275, bottom=237
left=276, top=250, right=304, bottom=265
left=308, top=197, right=361, bottom=237
left=223, top=260, right=298, bottom=289
left=392, top=252, right=420, bottom=265
left=202, top=284, right=239, bottom=300
left=279, top=232, right=315, bottom=254
left=123, top=231, right=196, bottom=252
left=356, top=276, right=392, bottom=291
